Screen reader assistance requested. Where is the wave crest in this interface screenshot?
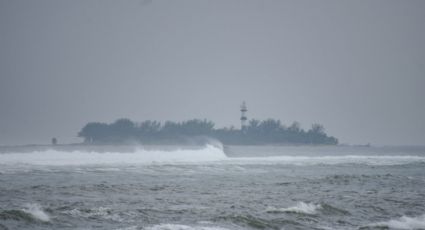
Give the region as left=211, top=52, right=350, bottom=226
left=266, top=202, right=321, bottom=215
left=144, top=224, right=230, bottom=230
left=369, top=214, right=425, bottom=230
left=22, top=203, right=50, bottom=222
left=0, top=203, right=50, bottom=223
left=0, top=145, right=226, bottom=166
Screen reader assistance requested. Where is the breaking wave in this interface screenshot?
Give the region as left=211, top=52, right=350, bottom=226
left=144, top=224, right=230, bottom=230
left=368, top=214, right=425, bottom=229
left=22, top=203, right=50, bottom=222
left=232, top=155, right=425, bottom=166
left=0, top=203, right=50, bottom=223
left=0, top=145, right=227, bottom=166
left=62, top=206, right=123, bottom=222
left=0, top=145, right=424, bottom=170
left=266, top=202, right=321, bottom=215
left=213, top=214, right=279, bottom=229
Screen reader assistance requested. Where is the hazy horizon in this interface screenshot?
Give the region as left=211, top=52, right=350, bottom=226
left=1, top=0, right=424, bottom=146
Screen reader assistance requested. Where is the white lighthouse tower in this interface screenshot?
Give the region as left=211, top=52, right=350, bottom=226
left=240, top=101, right=248, bottom=131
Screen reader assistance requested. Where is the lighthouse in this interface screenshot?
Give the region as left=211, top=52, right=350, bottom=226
left=240, top=101, right=248, bottom=131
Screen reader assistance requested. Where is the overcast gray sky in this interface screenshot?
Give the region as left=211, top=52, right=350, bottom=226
left=1, top=0, right=424, bottom=146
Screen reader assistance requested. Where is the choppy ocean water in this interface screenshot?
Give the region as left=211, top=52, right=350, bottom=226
left=0, top=144, right=425, bottom=230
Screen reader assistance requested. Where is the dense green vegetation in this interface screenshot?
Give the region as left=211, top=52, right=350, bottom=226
left=78, top=118, right=338, bottom=145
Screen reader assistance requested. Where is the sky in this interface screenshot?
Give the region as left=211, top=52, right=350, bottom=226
left=0, top=0, right=424, bottom=146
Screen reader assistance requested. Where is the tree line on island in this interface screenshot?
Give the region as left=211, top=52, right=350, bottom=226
left=78, top=118, right=338, bottom=145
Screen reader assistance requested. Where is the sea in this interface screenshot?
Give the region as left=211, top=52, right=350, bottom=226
left=0, top=144, right=425, bottom=230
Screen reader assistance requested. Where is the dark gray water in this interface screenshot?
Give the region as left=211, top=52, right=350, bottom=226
left=1, top=145, right=425, bottom=230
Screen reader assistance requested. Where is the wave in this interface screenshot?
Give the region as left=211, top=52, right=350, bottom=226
left=62, top=206, right=123, bottom=222
left=0, top=145, right=424, bottom=168
left=368, top=214, right=425, bottom=229
left=232, top=155, right=425, bottom=166
left=266, top=202, right=350, bottom=217
left=22, top=203, right=50, bottom=222
left=0, top=203, right=50, bottom=223
left=0, top=145, right=227, bottom=166
left=213, top=214, right=279, bottom=230
left=266, top=202, right=321, bottom=215
left=114, top=227, right=139, bottom=230
left=144, top=224, right=230, bottom=230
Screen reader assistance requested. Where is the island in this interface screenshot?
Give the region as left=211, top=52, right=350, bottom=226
left=77, top=103, right=337, bottom=146
left=77, top=118, right=337, bottom=146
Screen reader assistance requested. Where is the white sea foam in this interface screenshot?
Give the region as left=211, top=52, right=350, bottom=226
left=22, top=203, right=50, bottom=222
left=266, top=202, right=321, bottom=215
left=144, top=224, right=230, bottom=230
left=370, top=214, right=425, bottom=229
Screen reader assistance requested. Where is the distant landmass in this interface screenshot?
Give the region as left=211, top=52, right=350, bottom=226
left=77, top=118, right=338, bottom=145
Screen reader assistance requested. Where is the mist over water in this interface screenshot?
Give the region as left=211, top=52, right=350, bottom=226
left=1, top=145, right=425, bottom=230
